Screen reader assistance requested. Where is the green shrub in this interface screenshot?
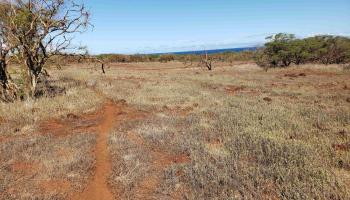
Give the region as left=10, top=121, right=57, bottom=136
left=256, top=33, right=350, bottom=69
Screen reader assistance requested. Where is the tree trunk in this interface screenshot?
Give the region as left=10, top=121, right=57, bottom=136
left=24, top=57, right=40, bottom=98
left=0, top=60, right=18, bottom=102
left=0, top=61, right=8, bottom=86
left=27, top=68, right=38, bottom=98
left=205, top=61, right=212, bottom=70
left=101, top=63, right=105, bottom=74
left=282, top=59, right=291, bottom=67
left=294, top=55, right=301, bottom=65
left=203, top=52, right=213, bottom=70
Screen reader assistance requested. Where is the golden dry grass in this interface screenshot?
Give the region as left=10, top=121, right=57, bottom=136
left=1, top=61, right=349, bottom=199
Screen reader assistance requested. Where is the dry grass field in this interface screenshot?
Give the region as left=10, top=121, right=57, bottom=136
left=0, top=61, right=350, bottom=200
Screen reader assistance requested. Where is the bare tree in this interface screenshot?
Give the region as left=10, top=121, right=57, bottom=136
left=5, top=0, right=91, bottom=97
left=0, top=2, right=18, bottom=102
left=54, top=52, right=106, bottom=74
left=181, top=52, right=214, bottom=71
left=198, top=52, right=213, bottom=70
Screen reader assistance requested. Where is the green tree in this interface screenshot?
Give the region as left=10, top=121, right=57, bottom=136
left=255, top=33, right=350, bottom=69
left=305, top=35, right=350, bottom=64
left=289, top=39, right=310, bottom=65
left=263, top=33, right=296, bottom=67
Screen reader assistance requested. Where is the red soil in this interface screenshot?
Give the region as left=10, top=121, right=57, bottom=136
left=110, top=63, right=195, bottom=71
left=224, top=85, right=245, bottom=95
left=39, top=179, right=71, bottom=194
left=71, top=101, right=117, bottom=200
left=38, top=99, right=146, bottom=200
left=333, top=143, right=350, bottom=151
left=0, top=136, right=6, bottom=143
left=11, top=161, right=39, bottom=175
left=40, top=113, right=100, bottom=137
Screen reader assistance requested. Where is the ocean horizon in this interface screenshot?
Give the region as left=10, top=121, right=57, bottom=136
left=149, top=47, right=258, bottom=55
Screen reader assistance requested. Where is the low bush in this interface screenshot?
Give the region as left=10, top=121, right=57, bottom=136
left=255, top=33, right=350, bottom=70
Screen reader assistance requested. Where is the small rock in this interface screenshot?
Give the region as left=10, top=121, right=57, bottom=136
left=116, top=99, right=127, bottom=104
left=346, top=98, right=350, bottom=103
left=263, top=97, right=272, bottom=102
left=162, top=105, right=169, bottom=110
left=67, top=113, right=79, bottom=119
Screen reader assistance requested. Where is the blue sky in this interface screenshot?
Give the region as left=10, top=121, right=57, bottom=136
left=78, top=0, right=350, bottom=54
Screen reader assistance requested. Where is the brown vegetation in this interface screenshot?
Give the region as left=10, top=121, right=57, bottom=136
left=1, top=61, right=350, bottom=199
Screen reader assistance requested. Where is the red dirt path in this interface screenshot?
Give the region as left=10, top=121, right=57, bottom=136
left=70, top=101, right=117, bottom=200
left=39, top=99, right=146, bottom=200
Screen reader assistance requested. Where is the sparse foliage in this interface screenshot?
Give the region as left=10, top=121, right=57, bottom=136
left=3, top=0, right=91, bottom=98
left=0, top=2, right=18, bottom=102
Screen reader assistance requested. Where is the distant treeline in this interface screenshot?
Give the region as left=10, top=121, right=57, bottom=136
left=49, top=34, right=350, bottom=68
left=96, top=51, right=255, bottom=64
left=255, top=33, right=350, bottom=68
left=96, top=34, right=350, bottom=68
left=160, top=47, right=257, bottom=55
